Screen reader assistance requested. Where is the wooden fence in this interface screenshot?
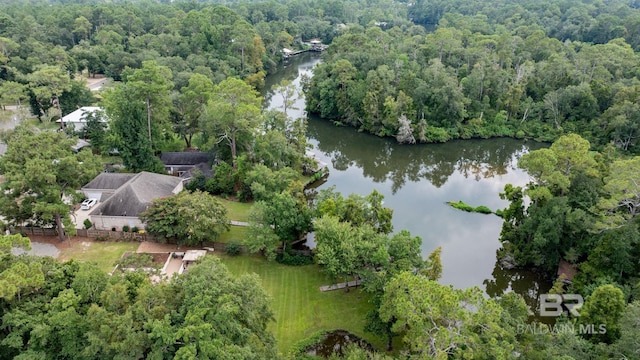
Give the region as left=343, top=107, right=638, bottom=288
left=13, top=226, right=58, bottom=237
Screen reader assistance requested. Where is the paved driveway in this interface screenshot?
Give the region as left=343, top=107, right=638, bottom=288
left=73, top=202, right=98, bottom=229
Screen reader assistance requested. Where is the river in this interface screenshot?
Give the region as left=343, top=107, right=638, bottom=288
left=263, top=53, right=550, bottom=305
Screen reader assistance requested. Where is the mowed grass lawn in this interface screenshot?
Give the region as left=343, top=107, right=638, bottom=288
left=217, top=254, right=383, bottom=354
left=58, top=241, right=139, bottom=272
left=216, top=225, right=248, bottom=243
left=214, top=196, right=252, bottom=222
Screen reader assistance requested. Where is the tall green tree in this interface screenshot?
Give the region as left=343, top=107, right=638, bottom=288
left=246, top=191, right=311, bottom=259
left=140, top=190, right=230, bottom=246
left=172, top=73, right=214, bottom=149
left=578, top=284, right=626, bottom=344
left=379, top=272, right=518, bottom=359
left=27, top=65, right=72, bottom=125
left=173, top=257, right=277, bottom=359
left=0, top=257, right=44, bottom=302
left=103, top=84, right=164, bottom=173
left=204, top=77, right=262, bottom=169
left=0, top=81, right=26, bottom=110
left=519, top=133, right=598, bottom=199
left=598, top=157, right=640, bottom=228
left=124, top=60, right=173, bottom=149
left=314, top=215, right=364, bottom=284
left=0, top=127, right=102, bottom=241
left=364, top=231, right=428, bottom=351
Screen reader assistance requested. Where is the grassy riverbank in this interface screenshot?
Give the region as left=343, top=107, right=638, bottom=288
left=217, top=254, right=382, bottom=354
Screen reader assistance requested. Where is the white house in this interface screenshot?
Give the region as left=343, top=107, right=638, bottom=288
left=83, top=172, right=183, bottom=231
left=57, top=107, right=106, bottom=132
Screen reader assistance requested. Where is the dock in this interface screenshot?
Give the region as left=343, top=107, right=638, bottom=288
left=319, top=279, right=362, bottom=292
left=282, top=39, right=328, bottom=59
left=282, top=48, right=308, bottom=59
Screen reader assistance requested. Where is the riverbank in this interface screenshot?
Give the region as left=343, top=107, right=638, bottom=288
left=263, top=52, right=551, bottom=294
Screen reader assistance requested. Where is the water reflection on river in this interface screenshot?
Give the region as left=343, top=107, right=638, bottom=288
left=263, top=53, right=551, bottom=305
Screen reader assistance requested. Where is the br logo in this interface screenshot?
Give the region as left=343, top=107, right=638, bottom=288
left=539, top=294, right=583, bottom=317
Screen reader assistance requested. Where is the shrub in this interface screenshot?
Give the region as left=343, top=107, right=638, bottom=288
left=122, top=225, right=130, bottom=232
left=131, top=226, right=139, bottom=233
left=185, top=169, right=206, bottom=192
left=276, top=247, right=314, bottom=266
left=425, top=126, right=451, bottom=143
left=206, top=162, right=235, bottom=195
left=225, top=241, right=242, bottom=256
left=83, top=219, right=93, bottom=229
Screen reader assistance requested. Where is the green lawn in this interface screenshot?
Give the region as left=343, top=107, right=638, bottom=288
left=217, top=254, right=383, bottom=355
left=216, top=225, right=248, bottom=243
left=58, top=241, right=139, bottom=273
left=215, top=196, right=253, bottom=222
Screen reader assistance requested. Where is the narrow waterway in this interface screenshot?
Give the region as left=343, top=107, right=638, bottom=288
left=263, top=53, right=551, bottom=305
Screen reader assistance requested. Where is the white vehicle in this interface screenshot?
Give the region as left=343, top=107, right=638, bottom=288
left=81, top=198, right=97, bottom=210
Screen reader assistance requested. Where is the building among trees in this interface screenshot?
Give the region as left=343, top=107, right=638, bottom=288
left=82, top=172, right=183, bottom=231
left=56, top=106, right=106, bottom=131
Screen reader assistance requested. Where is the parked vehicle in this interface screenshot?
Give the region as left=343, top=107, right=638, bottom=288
left=81, top=198, right=97, bottom=210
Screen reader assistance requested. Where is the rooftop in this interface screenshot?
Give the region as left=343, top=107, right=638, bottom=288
left=183, top=250, right=207, bottom=262
left=89, top=172, right=182, bottom=217
left=160, top=152, right=212, bottom=166
left=58, top=107, right=105, bottom=124
left=82, top=173, right=136, bottom=191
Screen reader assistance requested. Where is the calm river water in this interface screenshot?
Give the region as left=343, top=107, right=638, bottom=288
left=263, top=53, right=550, bottom=304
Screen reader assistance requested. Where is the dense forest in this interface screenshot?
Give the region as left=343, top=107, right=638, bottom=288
left=306, top=0, right=640, bottom=153
left=0, top=0, right=640, bottom=359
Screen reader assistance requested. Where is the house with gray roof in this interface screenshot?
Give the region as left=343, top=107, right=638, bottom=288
left=81, top=173, right=137, bottom=201
left=84, top=172, right=183, bottom=231
left=160, top=152, right=214, bottom=178
left=57, top=107, right=106, bottom=132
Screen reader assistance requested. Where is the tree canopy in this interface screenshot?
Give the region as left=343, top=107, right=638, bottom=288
left=0, top=126, right=102, bottom=241
left=140, top=190, right=230, bottom=245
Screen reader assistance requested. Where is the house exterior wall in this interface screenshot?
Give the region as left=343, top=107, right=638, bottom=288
left=67, top=121, right=87, bottom=132
left=82, top=189, right=115, bottom=202
left=83, top=190, right=103, bottom=200
left=90, top=215, right=144, bottom=231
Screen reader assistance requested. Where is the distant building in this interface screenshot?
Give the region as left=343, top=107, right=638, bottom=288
left=57, top=107, right=106, bottom=132
left=83, top=172, right=183, bottom=231
left=159, top=152, right=214, bottom=179
left=180, top=250, right=208, bottom=273
left=309, top=38, right=328, bottom=51
left=72, top=139, right=91, bottom=152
